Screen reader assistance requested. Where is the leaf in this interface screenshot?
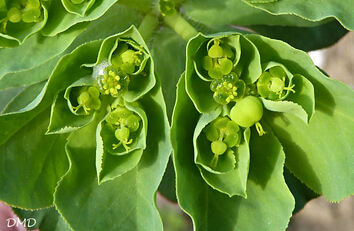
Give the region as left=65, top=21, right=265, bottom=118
left=118, top=0, right=155, bottom=13
left=150, top=27, right=186, bottom=201
left=54, top=85, right=171, bottom=231
left=0, top=23, right=88, bottom=80
left=184, top=0, right=322, bottom=28
left=42, top=0, right=117, bottom=36
left=287, top=74, right=315, bottom=121
left=261, top=99, right=308, bottom=124
left=0, top=40, right=101, bottom=209
left=12, top=206, right=71, bottom=231
left=69, top=4, right=142, bottom=48
left=247, top=34, right=354, bottom=201
left=61, top=0, right=96, bottom=16
left=47, top=91, right=94, bottom=134
left=172, top=76, right=294, bottom=231
left=0, top=40, right=100, bottom=146
left=150, top=26, right=186, bottom=120
left=242, top=0, right=354, bottom=31
left=2, top=81, right=46, bottom=114
left=0, top=109, right=69, bottom=209
left=0, top=87, right=23, bottom=113
left=249, top=20, right=348, bottom=52
left=158, top=157, right=177, bottom=202
left=0, top=4, right=142, bottom=91
left=0, top=55, right=60, bottom=91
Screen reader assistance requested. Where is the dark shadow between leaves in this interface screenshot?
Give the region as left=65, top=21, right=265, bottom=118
left=248, top=124, right=281, bottom=189
left=139, top=86, right=166, bottom=169
left=265, top=111, right=322, bottom=194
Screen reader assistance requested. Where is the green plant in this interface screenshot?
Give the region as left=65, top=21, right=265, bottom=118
left=0, top=0, right=353, bottom=230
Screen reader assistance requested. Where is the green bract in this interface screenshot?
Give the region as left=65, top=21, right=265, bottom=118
left=0, top=1, right=353, bottom=231
left=186, top=32, right=262, bottom=113
left=61, top=0, right=96, bottom=16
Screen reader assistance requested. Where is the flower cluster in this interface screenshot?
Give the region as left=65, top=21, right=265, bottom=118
left=204, top=116, right=241, bottom=170
left=105, top=101, right=141, bottom=152
left=183, top=32, right=316, bottom=196
left=96, top=40, right=145, bottom=98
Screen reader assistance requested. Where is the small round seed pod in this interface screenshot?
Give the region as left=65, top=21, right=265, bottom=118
left=211, top=140, right=228, bottom=155
left=230, top=96, right=263, bottom=128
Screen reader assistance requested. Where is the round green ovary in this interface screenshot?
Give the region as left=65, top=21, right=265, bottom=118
left=230, top=96, right=263, bottom=127
left=208, top=40, right=224, bottom=58
left=211, top=141, right=227, bottom=155
left=115, top=127, right=130, bottom=142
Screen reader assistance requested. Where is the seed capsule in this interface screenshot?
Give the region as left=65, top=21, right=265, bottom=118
left=230, top=96, right=263, bottom=128
left=211, top=141, right=227, bottom=155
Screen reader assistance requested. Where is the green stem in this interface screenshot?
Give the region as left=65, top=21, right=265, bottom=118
left=163, top=11, right=198, bottom=41
left=138, top=13, right=159, bottom=41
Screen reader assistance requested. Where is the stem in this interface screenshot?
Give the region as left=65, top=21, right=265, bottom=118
left=163, top=11, right=198, bottom=41
left=255, top=122, right=266, bottom=136
left=209, top=155, right=219, bottom=169
left=138, top=13, right=159, bottom=41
